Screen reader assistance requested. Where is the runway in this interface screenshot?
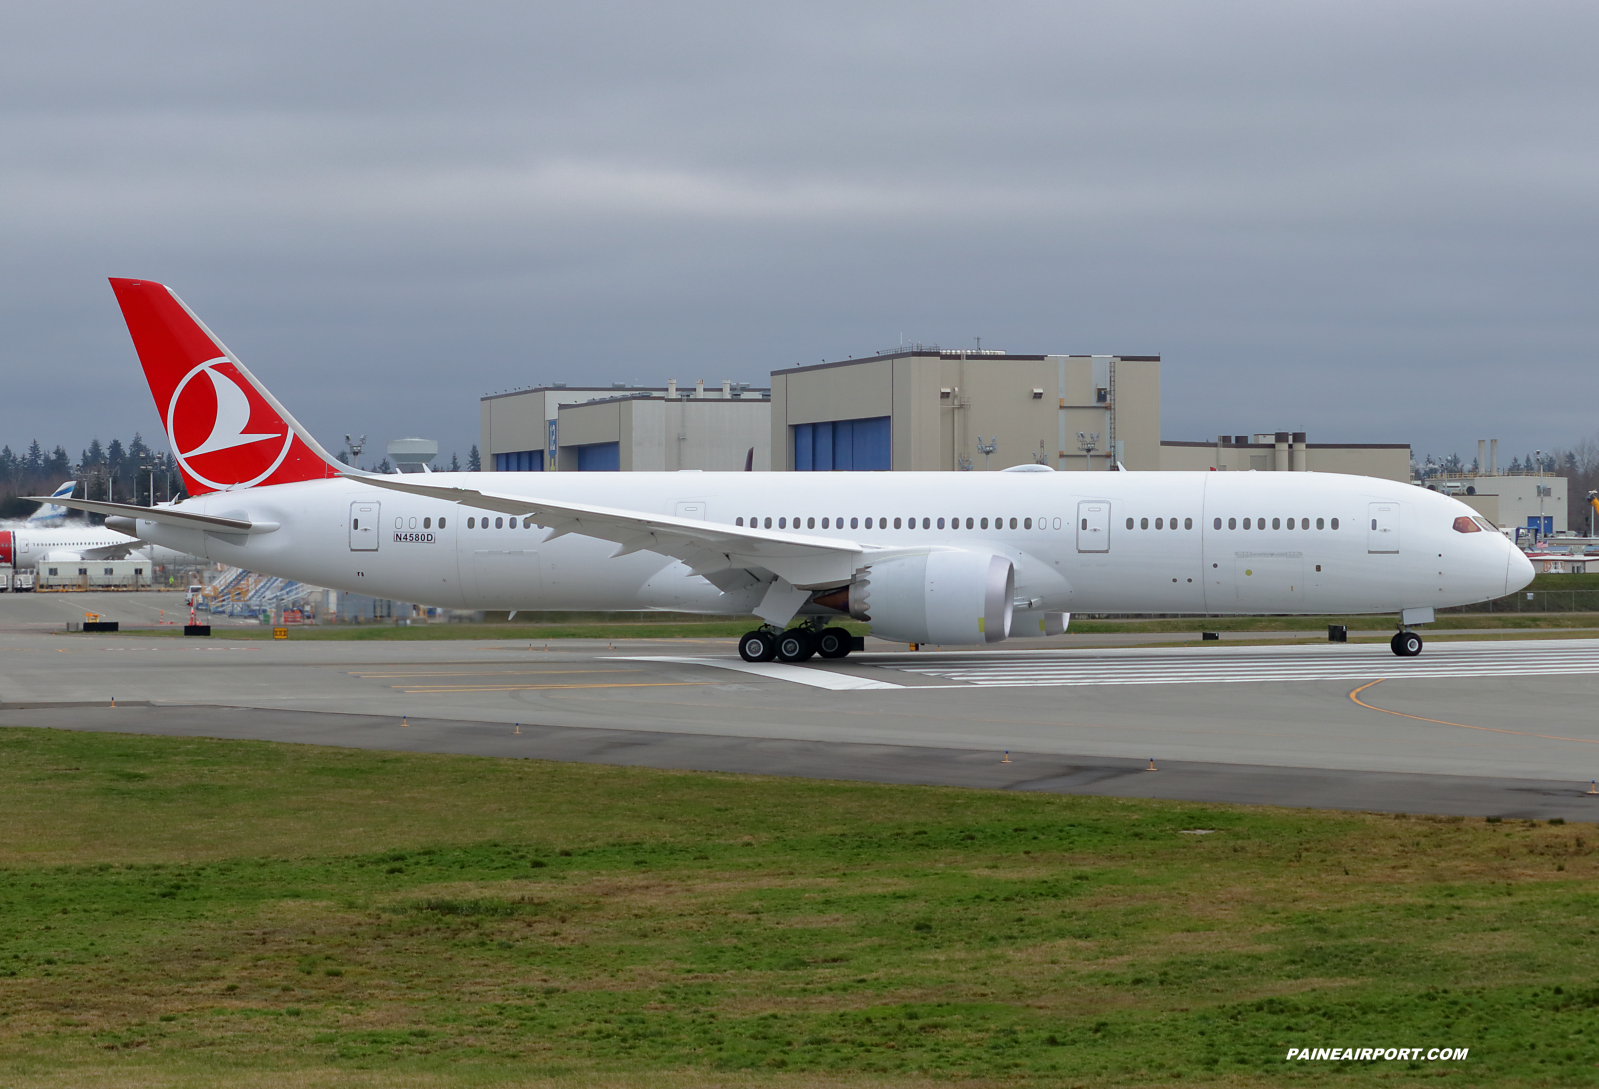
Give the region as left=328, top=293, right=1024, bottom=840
left=3, top=614, right=1599, bottom=819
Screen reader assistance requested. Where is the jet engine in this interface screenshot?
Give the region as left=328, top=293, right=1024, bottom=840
left=815, top=550, right=1015, bottom=645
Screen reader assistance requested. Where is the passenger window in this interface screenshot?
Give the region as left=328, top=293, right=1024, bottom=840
left=764, top=516, right=772, bottom=528
left=495, top=517, right=504, bottom=529
left=1284, top=517, right=1293, bottom=530
left=981, top=517, right=989, bottom=529
left=966, top=517, right=975, bottom=529
left=1316, top=517, right=1324, bottom=529
left=1155, top=517, right=1163, bottom=530
left=1242, top=518, right=1251, bottom=529
left=1258, top=517, right=1266, bottom=529
left=1081, top=518, right=1087, bottom=530
left=1213, top=518, right=1221, bottom=530
left=890, top=517, right=899, bottom=529
left=924, top=517, right=931, bottom=529
left=423, top=517, right=431, bottom=529
left=938, top=517, right=946, bottom=529
left=779, top=517, right=787, bottom=528
left=1171, top=517, right=1178, bottom=529
left=1140, top=517, right=1149, bottom=530
left=1009, top=518, right=1017, bottom=529
left=821, top=517, right=828, bottom=528
left=438, top=517, right=446, bottom=529
left=851, top=517, right=858, bottom=529
left=1371, top=518, right=1377, bottom=530
left=1126, top=517, right=1135, bottom=530
left=1269, top=517, right=1278, bottom=530
left=1023, top=518, right=1031, bottom=529
left=865, top=518, right=873, bottom=529
left=467, top=517, right=475, bottom=529
left=736, top=517, right=744, bottom=526
left=807, top=517, right=815, bottom=529
left=1331, top=517, right=1339, bottom=530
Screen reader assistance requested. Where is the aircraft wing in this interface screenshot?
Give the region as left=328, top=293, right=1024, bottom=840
left=347, top=474, right=910, bottom=590
left=21, top=497, right=278, bottom=535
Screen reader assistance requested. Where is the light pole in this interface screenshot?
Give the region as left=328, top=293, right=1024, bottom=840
left=1076, top=431, right=1099, bottom=472
left=976, top=436, right=997, bottom=470
left=344, top=434, right=367, bottom=469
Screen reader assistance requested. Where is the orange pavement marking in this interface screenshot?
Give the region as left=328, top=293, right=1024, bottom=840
left=1348, top=679, right=1599, bottom=745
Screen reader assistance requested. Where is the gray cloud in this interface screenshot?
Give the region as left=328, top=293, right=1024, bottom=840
left=2, top=1, right=1596, bottom=468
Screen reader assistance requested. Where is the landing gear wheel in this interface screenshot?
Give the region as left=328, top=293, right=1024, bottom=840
left=776, top=628, right=817, bottom=662
left=1391, top=630, right=1423, bottom=657
left=739, top=630, right=777, bottom=662
left=816, top=626, right=853, bottom=659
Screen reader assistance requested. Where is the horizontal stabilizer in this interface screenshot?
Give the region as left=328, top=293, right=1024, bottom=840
left=21, top=496, right=277, bottom=535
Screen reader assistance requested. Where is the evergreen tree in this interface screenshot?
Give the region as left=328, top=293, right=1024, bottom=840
left=468, top=445, right=481, bottom=472
left=47, top=446, right=70, bottom=478
left=376, top=458, right=392, bottom=474
left=1509, top=456, right=1523, bottom=473
left=24, top=440, right=44, bottom=478
left=83, top=439, right=103, bottom=468
left=0, top=446, right=15, bottom=487
left=449, top=452, right=461, bottom=472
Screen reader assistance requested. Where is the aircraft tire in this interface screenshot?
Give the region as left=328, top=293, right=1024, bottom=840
left=1391, top=631, right=1423, bottom=657
left=739, top=630, right=777, bottom=662
left=776, top=629, right=817, bottom=662
left=816, top=627, right=853, bottom=659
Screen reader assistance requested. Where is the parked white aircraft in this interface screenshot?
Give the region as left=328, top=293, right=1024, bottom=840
left=0, top=481, right=200, bottom=569
left=37, top=278, right=1532, bottom=660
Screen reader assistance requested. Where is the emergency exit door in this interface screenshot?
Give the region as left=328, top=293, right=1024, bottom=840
left=350, top=501, right=380, bottom=551
left=1076, top=501, right=1110, bottom=552
left=1367, top=502, right=1399, bottom=554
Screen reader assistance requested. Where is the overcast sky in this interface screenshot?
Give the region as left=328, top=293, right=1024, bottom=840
left=2, top=1, right=1595, bottom=470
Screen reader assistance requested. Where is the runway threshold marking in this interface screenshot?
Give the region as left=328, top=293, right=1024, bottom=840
left=389, top=681, right=718, bottom=694
left=611, top=656, right=905, bottom=690
left=1348, top=679, right=1599, bottom=746
left=348, top=669, right=638, bottom=678
left=889, top=642, right=1599, bottom=687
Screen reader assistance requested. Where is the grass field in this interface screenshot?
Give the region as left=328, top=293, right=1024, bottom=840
left=3, top=728, right=1598, bottom=1087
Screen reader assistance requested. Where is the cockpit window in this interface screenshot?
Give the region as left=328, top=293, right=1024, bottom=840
left=1473, top=516, right=1498, bottom=532
left=1452, top=516, right=1481, bottom=534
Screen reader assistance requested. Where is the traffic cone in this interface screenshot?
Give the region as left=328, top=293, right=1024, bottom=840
left=515, top=722, right=520, bottom=735
left=1147, top=758, right=1157, bottom=771
left=401, top=715, right=409, bottom=727
left=1001, top=750, right=1011, bottom=764
left=1589, top=780, right=1598, bottom=795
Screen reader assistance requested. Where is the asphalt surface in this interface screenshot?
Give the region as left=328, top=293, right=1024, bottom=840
left=3, top=593, right=1599, bottom=819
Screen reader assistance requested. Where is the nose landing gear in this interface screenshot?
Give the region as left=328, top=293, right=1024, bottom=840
left=1390, top=629, right=1423, bottom=657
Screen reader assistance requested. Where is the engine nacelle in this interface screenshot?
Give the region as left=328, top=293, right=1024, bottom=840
left=841, top=550, right=1015, bottom=645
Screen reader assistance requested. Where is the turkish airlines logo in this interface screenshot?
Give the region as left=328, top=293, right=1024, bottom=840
left=166, top=358, right=292, bottom=490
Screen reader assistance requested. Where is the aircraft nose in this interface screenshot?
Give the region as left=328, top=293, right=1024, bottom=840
left=1506, top=541, right=1535, bottom=595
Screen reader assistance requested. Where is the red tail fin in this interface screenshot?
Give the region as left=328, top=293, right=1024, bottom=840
left=109, top=279, right=344, bottom=495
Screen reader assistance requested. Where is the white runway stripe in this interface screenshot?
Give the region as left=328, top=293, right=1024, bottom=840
left=885, top=640, right=1599, bottom=688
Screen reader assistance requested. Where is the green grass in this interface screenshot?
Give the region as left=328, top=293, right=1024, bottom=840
left=2, top=728, right=1598, bottom=1086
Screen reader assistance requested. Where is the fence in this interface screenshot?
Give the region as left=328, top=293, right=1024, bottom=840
left=1440, top=589, right=1599, bottom=614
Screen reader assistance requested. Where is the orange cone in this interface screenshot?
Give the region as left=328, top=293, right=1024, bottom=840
left=1589, top=780, right=1598, bottom=795
left=1001, top=750, right=1011, bottom=764
left=1147, top=758, right=1157, bottom=771
left=401, top=715, right=408, bottom=727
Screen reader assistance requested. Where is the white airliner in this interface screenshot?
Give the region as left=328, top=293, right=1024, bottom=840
left=35, top=278, right=1532, bottom=660
left=0, top=482, right=199, bottom=570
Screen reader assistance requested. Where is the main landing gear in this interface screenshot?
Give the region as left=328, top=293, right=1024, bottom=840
left=738, top=623, right=856, bottom=663
left=1390, top=629, right=1424, bottom=657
